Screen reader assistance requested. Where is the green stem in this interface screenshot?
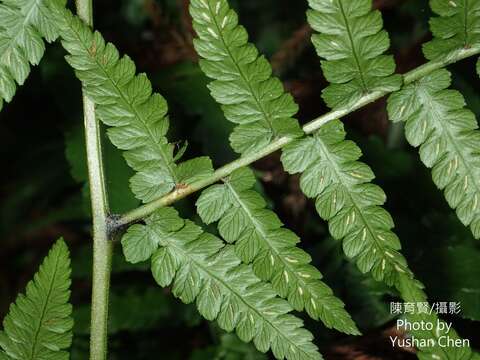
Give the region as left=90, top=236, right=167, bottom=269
left=117, top=45, right=480, bottom=227
left=76, top=1, right=113, bottom=359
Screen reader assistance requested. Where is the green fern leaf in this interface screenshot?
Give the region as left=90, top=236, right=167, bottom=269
left=121, top=207, right=322, bottom=360
left=304, top=7, right=474, bottom=356
left=0, top=238, right=73, bottom=359
left=397, top=274, right=473, bottom=360
left=281, top=120, right=411, bottom=285
left=50, top=5, right=213, bottom=203
left=0, top=0, right=65, bottom=111
left=189, top=0, right=303, bottom=154
left=423, top=0, right=480, bottom=60
left=301, top=1, right=411, bottom=286
left=387, top=69, right=480, bottom=239
left=306, top=0, right=402, bottom=108
left=196, top=167, right=359, bottom=335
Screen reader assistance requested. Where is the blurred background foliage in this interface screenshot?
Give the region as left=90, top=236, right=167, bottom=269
left=1, top=0, right=479, bottom=358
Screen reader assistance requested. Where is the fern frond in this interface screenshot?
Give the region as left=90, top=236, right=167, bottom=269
left=291, top=2, right=411, bottom=286
left=387, top=69, right=480, bottom=239
left=51, top=5, right=213, bottom=203
left=189, top=0, right=303, bottom=154
left=190, top=0, right=410, bottom=288
left=304, top=6, right=474, bottom=356
left=0, top=0, right=65, bottom=111
left=281, top=120, right=412, bottom=285
left=196, top=167, right=359, bottom=335
left=0, top=239, right=73, bottom=359
left=397, top=274, right=473, bottom=360
left=306, top=0, right=402, bottom=108
left=121, top=207, right=322, bottom=360
left=423, top=0, right=480, bottom=60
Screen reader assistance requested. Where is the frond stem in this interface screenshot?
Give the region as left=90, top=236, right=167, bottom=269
left=116, top=45, right=480, bottom=227
left=76, top=0, right=113, bottom=359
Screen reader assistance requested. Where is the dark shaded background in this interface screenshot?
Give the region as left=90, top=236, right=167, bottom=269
left=1, top=0, right=479, bottom=358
